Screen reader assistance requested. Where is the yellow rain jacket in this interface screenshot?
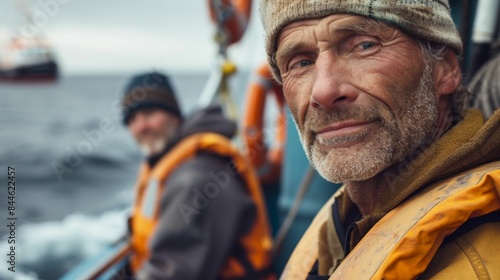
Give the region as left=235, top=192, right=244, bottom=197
left=282, top=109, right=500, bottom=279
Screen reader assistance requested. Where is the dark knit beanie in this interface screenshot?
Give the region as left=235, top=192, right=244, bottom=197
left=121, top=72, right=182, bottom=125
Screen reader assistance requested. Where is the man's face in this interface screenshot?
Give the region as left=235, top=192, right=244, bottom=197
left=127, top=108, right=179, bottom=156
left=275, top=14, right=440, bottom=183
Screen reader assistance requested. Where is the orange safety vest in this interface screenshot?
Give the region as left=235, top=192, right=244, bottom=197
left=129, top=132, right=274, bottom=279
left=281, top=161, right=500, bottom=279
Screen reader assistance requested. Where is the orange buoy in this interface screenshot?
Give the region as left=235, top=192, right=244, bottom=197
left=207, top=0, right=252, bottom=45
left=242, top=63, right=286, bottom=186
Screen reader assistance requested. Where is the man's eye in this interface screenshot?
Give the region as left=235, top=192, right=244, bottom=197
left=291, top=59, right=313, bottom=69
left=359, top=42, right=376, bottom=50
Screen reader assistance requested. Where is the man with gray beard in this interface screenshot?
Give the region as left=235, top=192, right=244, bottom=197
left=260, top=1, right=500, bottom=279
left=120, top=72, right=274, bottom=280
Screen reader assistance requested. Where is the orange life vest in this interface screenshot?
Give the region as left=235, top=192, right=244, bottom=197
left=129, top=132, right=274, bottom=279
left=281, top=160, right=500, bottom=279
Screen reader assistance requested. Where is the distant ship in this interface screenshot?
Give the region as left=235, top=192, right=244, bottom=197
left=0, top=0, right=59, bottom=82
left=0, top=36, right=59, bottom=81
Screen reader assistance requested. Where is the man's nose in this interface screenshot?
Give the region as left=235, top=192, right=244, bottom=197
left=130, top=113, right=149, bottom=134
left=310, top=53, right=357, bottom=110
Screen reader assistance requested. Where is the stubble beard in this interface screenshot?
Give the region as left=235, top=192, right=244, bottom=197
left=297, top=62, right=438, bottom=183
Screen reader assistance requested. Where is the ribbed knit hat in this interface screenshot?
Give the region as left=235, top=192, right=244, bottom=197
left=259, top=0, right=463, bottom=81
left=122, top=72, right=182, bottom=125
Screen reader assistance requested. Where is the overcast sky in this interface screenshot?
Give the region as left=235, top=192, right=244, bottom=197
left=0, top=0, right=266, bottom=75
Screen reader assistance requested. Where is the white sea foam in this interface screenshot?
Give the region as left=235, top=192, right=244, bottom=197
left=0, top=209, right=128, bottom=280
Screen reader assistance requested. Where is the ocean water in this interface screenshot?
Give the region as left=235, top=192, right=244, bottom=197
left=0, top=73, right=240, bottom=279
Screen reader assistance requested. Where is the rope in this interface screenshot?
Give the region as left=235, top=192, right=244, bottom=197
left=272, top=165, right=316, bottom=256
left=468, top=51, right=500, bottom=118
left=209, top=1, right=240, bottom=121
left=468, top=5, right=500, bottom=118
left=196, top=1, right=240, bottom=118
left=219, top=60, right=239, bottom=121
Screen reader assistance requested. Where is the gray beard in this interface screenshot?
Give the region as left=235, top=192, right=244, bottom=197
left=139, top=138, right=167, bottom=157
left=138, top=125, right=177, bottom=157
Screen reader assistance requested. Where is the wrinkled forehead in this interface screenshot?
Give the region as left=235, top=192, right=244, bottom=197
left=277, top=14, right=395, bottom=47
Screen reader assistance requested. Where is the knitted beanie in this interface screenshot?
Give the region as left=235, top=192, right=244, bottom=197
left=122, top=72, right=182, bottom=125
left=259, top=0, right=463, bottom=81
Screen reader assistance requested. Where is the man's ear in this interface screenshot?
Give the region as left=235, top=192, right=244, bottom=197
left=434, top=50, right=461, bottom=97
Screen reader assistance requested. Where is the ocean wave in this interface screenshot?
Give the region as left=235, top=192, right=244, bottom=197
left=0, top=209, right=128, bottom=280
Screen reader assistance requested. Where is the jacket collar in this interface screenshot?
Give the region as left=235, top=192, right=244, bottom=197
left=337, top=108, right=500, bottom=252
